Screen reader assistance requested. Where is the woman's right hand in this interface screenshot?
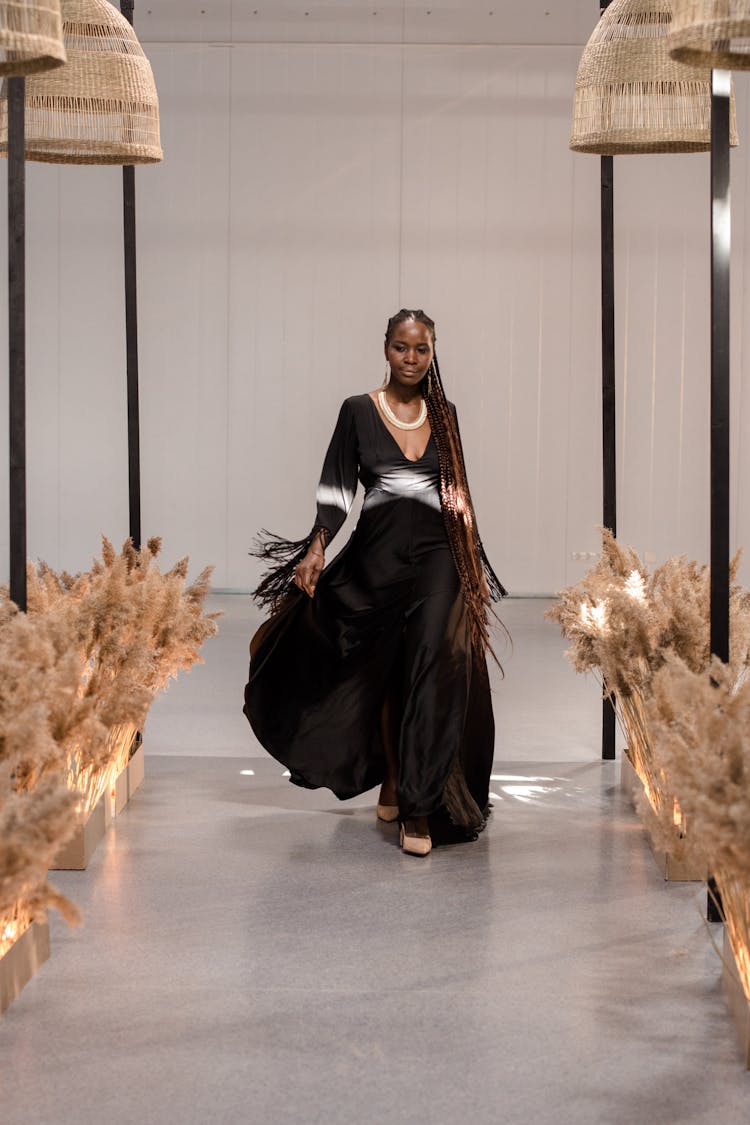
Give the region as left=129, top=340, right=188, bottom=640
left=294, top=547, right=325, bottom=598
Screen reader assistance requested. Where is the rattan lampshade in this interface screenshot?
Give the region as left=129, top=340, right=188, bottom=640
left=669, top=1, right=750, bottom=68
left=0, top=0, right=161, bottom=163
left=0, top=1, right=66, bottom=75
left=571, top=0, right=738, bottom=153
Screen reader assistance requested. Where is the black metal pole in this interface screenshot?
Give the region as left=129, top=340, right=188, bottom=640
left=121, top=0, right=141, bottom=550
left=123, top=165, right=140, bottom=550
left=8, top=77, right=27, bottom=612
left=710, top=69, right=730, bottom=667
left=707, top=68, right=731, bottom=924
left=599, top=1, right=617, bottom=761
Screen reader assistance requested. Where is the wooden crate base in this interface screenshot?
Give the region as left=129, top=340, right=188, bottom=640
left=128, top=742, right=145, bottom=799
left=51, top=794, right=107, bottom=871
left=50, top=743, right=145, bottom=870
left=114, top=763, right=129, bottom=817
left=0, top=921, right=50, bottom=1015
left=722, top=926, right=750, bottom=1069
left=620, top=752, right=706, bottom=882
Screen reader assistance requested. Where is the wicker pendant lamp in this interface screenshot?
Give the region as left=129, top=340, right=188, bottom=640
left=0, top=0, right=161, bottom=163
left=571, top=0, right=738, bottom=153
left=0, top=0, right=66, bottom=75
left=669, top=1, right=750, bottom=68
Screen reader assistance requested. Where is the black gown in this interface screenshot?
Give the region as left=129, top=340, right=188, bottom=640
left=243, top=393, right=498, bottom=843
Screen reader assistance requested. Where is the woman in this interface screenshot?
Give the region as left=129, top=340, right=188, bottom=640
left=243, top=309, right=506, bottom=856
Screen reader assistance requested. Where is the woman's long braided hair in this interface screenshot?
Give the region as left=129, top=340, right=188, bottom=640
left=385, top=309, right=507, bottom=663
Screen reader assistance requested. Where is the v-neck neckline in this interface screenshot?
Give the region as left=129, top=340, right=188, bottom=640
left=366, top=394, right=433, bottom=464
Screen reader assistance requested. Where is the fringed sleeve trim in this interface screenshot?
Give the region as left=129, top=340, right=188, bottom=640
left=482, top=546, right=508, bottom=601
left=250, top=524, right=331, bottom=613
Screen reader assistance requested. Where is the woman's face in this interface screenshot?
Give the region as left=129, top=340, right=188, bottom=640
left=384, top=319, right=434, bottom=389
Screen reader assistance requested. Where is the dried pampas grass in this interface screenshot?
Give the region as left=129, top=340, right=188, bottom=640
left=647, top=657, right=750, bottom=1003
left=0, top=536, right=219, bottom=957
left=0, top=776, right=81, bottom=957
left=548, top=530, right=750, bottom=823
left=21, top=536, right=220, bottom=812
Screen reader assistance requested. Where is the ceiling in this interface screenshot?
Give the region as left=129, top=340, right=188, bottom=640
left=134, top=2, right=599, bottom=47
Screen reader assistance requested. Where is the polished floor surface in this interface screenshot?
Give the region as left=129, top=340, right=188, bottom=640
left=2, top=598, right=749, bottom=1124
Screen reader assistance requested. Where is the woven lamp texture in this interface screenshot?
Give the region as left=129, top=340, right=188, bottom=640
left=571, top=0, right=738, bottom=153
left=669, top=1, right=750, bottom=68
left=0, top=0, right=66, bottom=75
left=0, top=0, right=162, bottom=163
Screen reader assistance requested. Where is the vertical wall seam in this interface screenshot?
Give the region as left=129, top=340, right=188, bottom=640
left=224, top=28, right=233, bottom=587
left=397, top=2, right=406, bottom=304
left=677, top=232, right=687, bottom=543
left=648, top=230, right=659, bottom=550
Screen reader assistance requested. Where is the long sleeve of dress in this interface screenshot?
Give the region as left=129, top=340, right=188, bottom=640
left=251, top=399, right=359, bottom=611
left=314, top=398, right=359, bottom=545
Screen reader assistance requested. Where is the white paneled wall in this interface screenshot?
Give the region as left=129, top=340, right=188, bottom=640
left=1, top=42, right=749, bottom=593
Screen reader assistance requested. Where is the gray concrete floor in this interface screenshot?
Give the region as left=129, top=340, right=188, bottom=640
left=2, top=598, right=749, bottom=1124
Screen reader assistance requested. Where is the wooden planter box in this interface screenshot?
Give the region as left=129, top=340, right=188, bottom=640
left=114, top=763, right=129, bottom=816
left=620, top=752, right=707, bottom=882
left=51, top=793, right=107, bottom=871
left=128, top=741, right=145, bottom=799
left=722, top=926, right=750, bottom=1069
left=0, top=921, right=50, bottom=1015
left=114, top=735, right=144, bottom=815
left=50, top=742, right=145, bottom=870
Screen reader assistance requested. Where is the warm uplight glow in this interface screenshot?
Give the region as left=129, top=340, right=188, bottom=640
left=717, top=874, right=750, bottom=1007
left=624, top=570, right=646, bottom=602
left=68, top=722, right=139, bottom=814
left=0, top=908, right=32, bottom=959
left=630, top=754, right=661, bottom=815
left=240, top=770, right=255, bottom=776
left=673, top=798, right=684, bottom=830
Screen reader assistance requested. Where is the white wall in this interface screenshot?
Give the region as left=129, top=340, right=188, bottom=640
left=1, top=39, right=749, bottom=594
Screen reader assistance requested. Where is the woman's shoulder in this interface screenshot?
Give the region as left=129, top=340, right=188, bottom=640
left=338, top=393, right=375, bottom=417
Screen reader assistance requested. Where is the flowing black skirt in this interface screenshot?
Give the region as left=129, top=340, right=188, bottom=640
left=243, top=486, right=495, bottom=844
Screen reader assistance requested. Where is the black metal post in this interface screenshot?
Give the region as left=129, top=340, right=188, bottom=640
left=8, top=78, right=27, bottom=612
left=121, top=0, right=141, bottom=550
left=710, top=69, right=730, bottom=667
left=601, top=152, right=617, bottom=760
left=707, top=68, right=731, bottom=924
left=599, top=1, right=617, bottom=761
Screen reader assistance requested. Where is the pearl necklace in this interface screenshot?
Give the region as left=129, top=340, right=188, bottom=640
left=378, top=389, right=427, bottom=431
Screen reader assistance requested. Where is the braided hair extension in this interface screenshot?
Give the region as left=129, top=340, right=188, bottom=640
left=385, top=309, right=508, bottom=664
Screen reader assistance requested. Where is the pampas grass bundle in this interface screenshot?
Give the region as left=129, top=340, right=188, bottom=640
left=548, top=531, right=750, bottom=826
left=0, top=537, right=219, bottom=956
left=647, top=657, right=750, bottom=1003
left=0, top=610, right=87, bottom=956
left=22, top=536, right=219, bottom=812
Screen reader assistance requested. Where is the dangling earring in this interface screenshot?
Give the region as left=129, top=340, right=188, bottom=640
left=383, top=364, right=391, bottom=386
left=425, top=363, right=433, bottom=397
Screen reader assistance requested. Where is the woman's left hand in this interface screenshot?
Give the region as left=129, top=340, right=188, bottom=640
left=294, top=548, right=324, bottom=598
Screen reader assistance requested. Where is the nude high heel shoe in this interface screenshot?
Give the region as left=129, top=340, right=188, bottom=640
left=400, top=821, right=432, bottom=857
left=377, top=802, right=399, bottom=822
